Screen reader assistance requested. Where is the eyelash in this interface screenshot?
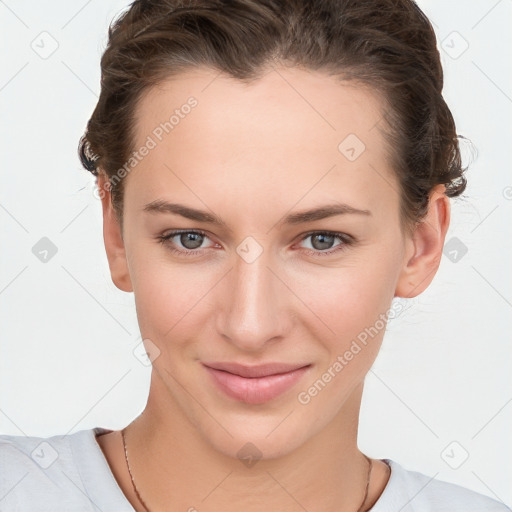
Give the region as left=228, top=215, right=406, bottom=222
left=157, top=229, right=354, bottom=258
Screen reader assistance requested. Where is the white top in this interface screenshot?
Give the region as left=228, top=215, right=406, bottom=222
left=0, top=427, right=509, bottom=511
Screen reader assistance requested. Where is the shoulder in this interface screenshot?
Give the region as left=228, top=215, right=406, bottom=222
left=372, top=459, right=511, bottom=512
left=0, top=427, right=122, bottom=511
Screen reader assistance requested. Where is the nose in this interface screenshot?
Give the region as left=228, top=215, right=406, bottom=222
left=216, top=247, right=292, bottom=352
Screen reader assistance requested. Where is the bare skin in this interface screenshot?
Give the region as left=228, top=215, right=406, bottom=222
left=95, top=65, right=449, bottom=511
left=96, top=414, right=392, bottom=512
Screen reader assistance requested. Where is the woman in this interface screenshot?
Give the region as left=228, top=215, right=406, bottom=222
left=0, top=0, right=508, bottom=510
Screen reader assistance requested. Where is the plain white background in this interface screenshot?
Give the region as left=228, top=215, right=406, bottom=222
left=1, top=0, right=511, bottom=507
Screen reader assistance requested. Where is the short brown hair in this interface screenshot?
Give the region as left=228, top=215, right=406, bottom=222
left=78, top=0, right=468, bottom=233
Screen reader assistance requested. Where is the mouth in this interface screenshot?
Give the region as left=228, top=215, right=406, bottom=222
left=202, top=361, right=312, bottom=404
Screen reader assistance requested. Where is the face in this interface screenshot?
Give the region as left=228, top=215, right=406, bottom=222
left=101, top=66, right=444, bottom=460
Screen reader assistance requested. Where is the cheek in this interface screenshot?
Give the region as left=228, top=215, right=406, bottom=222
left=128, top=250, right=218, bottom=348
left=293, top=249, right=403, bottom=414
left=293, top=246, right=403, bottom=347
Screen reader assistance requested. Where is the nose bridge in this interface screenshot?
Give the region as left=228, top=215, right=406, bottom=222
left=218, top=245, right=287, bottom=350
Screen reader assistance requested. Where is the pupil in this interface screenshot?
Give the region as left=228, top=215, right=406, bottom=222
left=181, top=232, right=203, bottom=249
left=312, top=234, right=334, bottom=250
left=178, top=233, right=336, bottom=251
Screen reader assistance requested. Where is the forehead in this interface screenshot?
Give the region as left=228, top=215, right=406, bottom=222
left=133, top=66, right=387, bottom=149
left=127, top=66, right=398, bottom=220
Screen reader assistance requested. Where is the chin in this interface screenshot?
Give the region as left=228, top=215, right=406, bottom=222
left=195, top=410, right=317, bottom=463
left=209, top=431, right=304, bottom=463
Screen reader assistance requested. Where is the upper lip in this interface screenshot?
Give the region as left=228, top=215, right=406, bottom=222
left=202, top=362, right=310, bottom=378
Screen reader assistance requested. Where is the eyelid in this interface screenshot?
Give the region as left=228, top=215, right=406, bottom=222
left=296, top=230, right=353, bottom=245
left=157, top=229, right=354, bottom=257
left=158, top=228, right=217, bottom=251
left=294, top=230, right=354, bottom=256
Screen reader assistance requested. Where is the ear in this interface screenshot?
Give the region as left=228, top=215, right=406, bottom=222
left=96, top=172, right=133, bottom=292
left=395, top=184, right=450, bottom=298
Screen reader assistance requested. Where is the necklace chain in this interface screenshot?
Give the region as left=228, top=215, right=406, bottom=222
left=121, top=427, right=374, bottom=512
left=122, top=428, right=151, bottom=512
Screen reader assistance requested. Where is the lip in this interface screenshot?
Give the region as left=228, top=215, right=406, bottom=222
left=202, top=362, right=311, bottom=404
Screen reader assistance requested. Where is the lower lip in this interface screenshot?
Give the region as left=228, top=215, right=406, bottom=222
left=203, top=365, right=311, bottom=405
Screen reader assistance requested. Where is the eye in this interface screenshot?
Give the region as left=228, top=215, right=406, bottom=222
left=157, top=229, right=216, bottom=256
left=157, top=229, right=354, bottom=258
left=297, top=231, right=354, bottom=256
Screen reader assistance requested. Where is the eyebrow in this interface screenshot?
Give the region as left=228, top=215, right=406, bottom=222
left=143, top=200, right=371, bottom=227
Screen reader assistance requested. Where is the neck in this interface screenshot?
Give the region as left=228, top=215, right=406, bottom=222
left=123, top=376, right=378, bottom=512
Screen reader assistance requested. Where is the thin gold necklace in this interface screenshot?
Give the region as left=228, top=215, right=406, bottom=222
left=121, top=427, right=374, bottom=512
